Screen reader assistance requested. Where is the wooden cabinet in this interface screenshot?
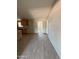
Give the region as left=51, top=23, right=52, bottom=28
left=17, top=30, right=22, bottom=40
left=21, top=19, right=29, bottom=34
left=21, top=19, right=29, bottom=26
left=17, top=18, right=32, bottom=34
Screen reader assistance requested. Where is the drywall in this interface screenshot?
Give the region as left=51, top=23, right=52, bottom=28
left=48, top=1, right=61, bottom=58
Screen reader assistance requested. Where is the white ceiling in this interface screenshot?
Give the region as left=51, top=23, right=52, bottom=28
left=17, top=0, right=56, bottom=19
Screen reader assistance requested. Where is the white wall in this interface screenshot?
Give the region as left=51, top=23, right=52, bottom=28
left=33, top=19, right=48, bottom=33
left=48, top=1, right=61, bottom=58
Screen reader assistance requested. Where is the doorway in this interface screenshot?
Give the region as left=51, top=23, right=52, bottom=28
left=37, top=21, right=43, bottom=34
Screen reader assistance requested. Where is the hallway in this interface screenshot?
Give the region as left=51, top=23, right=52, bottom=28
left=17, top=34, right=59, bottom=59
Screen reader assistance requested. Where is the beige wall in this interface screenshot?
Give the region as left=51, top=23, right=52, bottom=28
left=48, top=1, right=61, bottom=58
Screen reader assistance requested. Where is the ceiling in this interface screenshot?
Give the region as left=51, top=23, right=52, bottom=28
left=17, top=0, right=56, bottom=19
